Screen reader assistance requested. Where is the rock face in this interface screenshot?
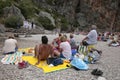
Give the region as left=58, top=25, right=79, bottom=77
left=39, top=11, right=55, bottom=26
left=3, top=5, right=25, bottom=20
left=0, top=0, right=120, bottom=32
left=33, top=0, right=120, bottom=32
left=0, top=24, right=6, bottom=33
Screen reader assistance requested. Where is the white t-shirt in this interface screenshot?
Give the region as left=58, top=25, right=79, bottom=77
left=60, top=41, right=72, bottom=59
left=3, top=39, right=17, bottom=53
left=86, top=29, right=98, bottom=45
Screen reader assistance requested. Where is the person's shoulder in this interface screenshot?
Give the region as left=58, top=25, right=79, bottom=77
left=43, top=44, right=53, bottom=49
left=62, top=41, right=69, bottom=44
left=91, top=29, right=95, bottom=31
left=12, top=39, right=17, bottom=42
left=92, top=29, right=97, bottom=31
left=5, top=39, right=9, bottom=41
left=6, top=39, right=15, bottom=41
left=47, top=44, right=52, bottom=47
left=90, top=29, right=97, bottom=33
left=60, top=42, right=64, bottom=45
left=42, top=44, right=51, bottom=47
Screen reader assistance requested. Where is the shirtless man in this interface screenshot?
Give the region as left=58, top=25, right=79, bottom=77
left=34, top=36, right=53, bottom=65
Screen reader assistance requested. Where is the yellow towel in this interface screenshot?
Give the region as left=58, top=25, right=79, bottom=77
left=19, top=47, right=34, bottom=54
left=22, top=56, right=70, bottom=73
left=87, top=45, right=95, bottom=51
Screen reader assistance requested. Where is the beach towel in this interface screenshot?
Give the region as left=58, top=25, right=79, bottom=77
left=78, top=45, right=95, bottom=55
left=22, top=56, right=70, bottom=73
left=1, top=52, right=23, bottom=65
left=78, top=45, right=87, bottom=55
left=18, top=47, right=34, bottom=54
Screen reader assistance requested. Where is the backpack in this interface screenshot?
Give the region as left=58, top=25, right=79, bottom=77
left=47, top=58, right=63, bottom=66
left=84, top=51, right=101, bottom=63
left=70, top=57, right=88, bottom=70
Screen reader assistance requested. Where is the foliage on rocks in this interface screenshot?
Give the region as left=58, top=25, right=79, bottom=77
left=38, top=16, right=55, bottom=30
left=5, top=16, right=23, bottom=28
left=18, top=0, right=37, bottom=19
left=0, top=0, right=11, bottom=16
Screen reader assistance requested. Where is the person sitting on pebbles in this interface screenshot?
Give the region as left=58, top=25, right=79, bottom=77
left=81, top=25, right=98, bottom=46
left=69, top=33, right=77, bottom=49
left=52, top=33, right=62, bottom=51
left=59, top=35, right=72, bottom=60
left=107, top=33, right=120, bottom=47
left=3, top=34, right=18, bottom=54
left=34, top=36, right=54, bottom=65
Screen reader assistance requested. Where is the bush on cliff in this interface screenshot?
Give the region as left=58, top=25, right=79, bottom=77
left=5, top=16, right=23, bottom=28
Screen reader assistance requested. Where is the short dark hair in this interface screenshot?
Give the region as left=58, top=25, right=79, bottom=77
left=41, top=36, right=48, bottom=44
left=59, top=33, right=62, bottom=37
left=70, top=33, right=73, bottom=38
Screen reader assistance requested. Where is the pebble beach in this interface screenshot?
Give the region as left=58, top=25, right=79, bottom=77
left=0, top=34, right=120, bottom=80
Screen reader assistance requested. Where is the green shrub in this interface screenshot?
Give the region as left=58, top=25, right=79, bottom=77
left=73, top=20, right=80, bottom=27
left=0, top=0, right=12, bottom=16
left=60, top=17, right=69, bottom=31
left=18, top=0, right=36, bottom=19
left=38, top=16, right=55, bottom=30
left=46, top=0, right=55, bottom=5
left=5, top=16, right=23, bottom=28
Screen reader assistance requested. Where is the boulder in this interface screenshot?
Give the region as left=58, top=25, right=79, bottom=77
left=3, top=5, right=25, bottom=20
left=39, top=11, right=55, bottom=26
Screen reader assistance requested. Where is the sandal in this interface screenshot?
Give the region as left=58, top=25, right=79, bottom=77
left=18, top=61, right=29, bottom=69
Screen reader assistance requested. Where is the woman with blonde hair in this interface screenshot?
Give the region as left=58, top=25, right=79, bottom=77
left=59, top=36, right=72, bottom=60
